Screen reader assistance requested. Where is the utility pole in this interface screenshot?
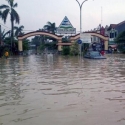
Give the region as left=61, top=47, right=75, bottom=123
left=76, top=0, right=88, bottom=57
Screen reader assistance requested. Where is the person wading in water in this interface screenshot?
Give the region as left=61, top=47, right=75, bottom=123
left=4, top=51, right=9, bottom=59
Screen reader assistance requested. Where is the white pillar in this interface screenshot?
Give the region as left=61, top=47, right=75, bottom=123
left=58, top=40, right=62, bottom=51
left=18, top=40, right=23, bottom=52
left=104, top=40, right=108, bottom=51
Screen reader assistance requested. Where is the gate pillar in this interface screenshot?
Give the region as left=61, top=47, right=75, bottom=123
left=18, top=39, right=23, bottom=54
left=58, top=40, right=62, bottom=52
left=104, top=40, right=108, bottom=51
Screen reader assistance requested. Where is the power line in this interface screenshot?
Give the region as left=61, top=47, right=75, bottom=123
left=0, top=23, right=11, bottom=30
left=23, top=30, right=35, bottom=32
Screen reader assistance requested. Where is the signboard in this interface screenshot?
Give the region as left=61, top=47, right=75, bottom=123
left=57, top=28, right=76, bottom=34
left=57, top=16, right=76, bottom=34
left=77, top=39, right=82, bottom=44
left=80, top=33, right=91, bottom=43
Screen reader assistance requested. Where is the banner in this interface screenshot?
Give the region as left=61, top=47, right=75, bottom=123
left=80, top=33, right=91, bottom=43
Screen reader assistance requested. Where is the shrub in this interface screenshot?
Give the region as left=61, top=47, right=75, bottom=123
left=62, top=46, right=70, bottom=55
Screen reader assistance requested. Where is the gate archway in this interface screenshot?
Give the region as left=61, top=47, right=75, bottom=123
left=17, top=31, right=63, bottom=53
left=70, top=32, right=109, bottom=50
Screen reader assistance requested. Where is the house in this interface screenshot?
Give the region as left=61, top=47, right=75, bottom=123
left=115, top=21, right=125, bottom=34
left=107, top=24, right=117, bottom=46
left=107, top=21, right=125, bottom=49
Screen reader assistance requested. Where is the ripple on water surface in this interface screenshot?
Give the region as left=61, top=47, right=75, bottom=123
left=0, top=54, right=125, bottom=125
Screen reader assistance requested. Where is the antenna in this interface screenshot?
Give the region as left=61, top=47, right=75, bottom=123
left=101, top=6, right=102, bottom=26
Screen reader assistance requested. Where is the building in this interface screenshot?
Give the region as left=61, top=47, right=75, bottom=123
left=107, top=20, right=125, bottom=49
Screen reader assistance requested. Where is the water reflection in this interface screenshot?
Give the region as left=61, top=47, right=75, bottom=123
left=0, top=54, right=125, bottom=125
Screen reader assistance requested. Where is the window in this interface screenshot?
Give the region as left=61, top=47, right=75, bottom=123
left=110, top=32, right=114, bottom=38
left=115, top=32, right=117, bottom=37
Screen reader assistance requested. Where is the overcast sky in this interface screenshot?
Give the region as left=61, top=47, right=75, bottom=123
left=0, top=0, right=125, bottom=33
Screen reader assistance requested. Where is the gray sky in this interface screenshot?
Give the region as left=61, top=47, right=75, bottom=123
left=0, top=0, right=125, bottom=33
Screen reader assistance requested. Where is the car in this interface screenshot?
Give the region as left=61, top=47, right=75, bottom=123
left=84, top=51, right=106, bottom=59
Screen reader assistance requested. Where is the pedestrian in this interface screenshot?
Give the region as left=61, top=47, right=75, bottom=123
left=100, top=50, right=105, bottom=56
left=4, top=51, right=9, bottom=59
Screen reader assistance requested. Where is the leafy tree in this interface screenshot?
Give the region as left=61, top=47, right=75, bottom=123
left=0, top=11, right=2, bottom=20
left=62, top=36, right=70, bottom=43
left=31, top=36, right=40, bottom=46
left=0, top=45, right=11, bottom=57
left=14, top=25, right=24, bottom=38
left=62, top=46, right=70, bottom=55
left=23, top=39, right=30, bottom=50
left=39, top=42, right=45, bottom=51
left=70, top=42, right=79, bottom=55
left=0, top=0, right=20, bottom=47
left=0, top=29, right=11, bottom=45
left=44, top=22, right=56, bottom=34
left=4, top=36, right=11, bottom=45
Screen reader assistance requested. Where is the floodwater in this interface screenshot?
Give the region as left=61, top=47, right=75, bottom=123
left=0, top=54, right=125, bottom=125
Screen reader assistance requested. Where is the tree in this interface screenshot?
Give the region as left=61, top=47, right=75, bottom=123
left=62, top=36, right=70, bottom=43
left=70, top=42, right=79, bottom=55
left=62, top=46, right=70, bottom=55
left=23, top=39, right=30, bottom=51
left=0, top=29, right=11, bottom=45
left=0, top=11, right=2, bottom=18
left=0, top=0, right=20, bottom=47
left=14, top=25, right=24, bottom=38
left=44, top=22, right=56, bottom=34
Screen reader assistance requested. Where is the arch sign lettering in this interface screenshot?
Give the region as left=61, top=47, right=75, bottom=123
left=57, top=16, right=76, bottom=34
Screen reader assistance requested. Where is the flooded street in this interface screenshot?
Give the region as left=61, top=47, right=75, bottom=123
left=0, top=54, right=125, bottom=125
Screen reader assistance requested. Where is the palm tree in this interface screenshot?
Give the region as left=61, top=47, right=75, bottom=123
left=14, top=25, right=24, bottom=38
left=0, top=0, right=20, bottom=47
left=0, top=11, right=2, bottom=17
left=2, top=30, right=11, bottom=40
left=0, top=29, right=11, bottom=45
left=44, top=22, right=56, bottom=34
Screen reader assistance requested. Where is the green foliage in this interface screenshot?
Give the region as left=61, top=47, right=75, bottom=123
left=14, top=25, right=24, bottom=38
left=62, top=46, right=70, bottom=55
left=0, top=0, right=20, bottom=47
left=31, top=36, right=40, bottom=46
left=62, top=36, right=70, bottom=43
left=39, top=43, right=45, bottom=51
left=4, top=37, right=11, bottom=45
left=1, top=30, right=11, bottom=41
left=0, top=45, right=10, bottom=57
left=43, top=22, right=56, bottom=34
left=70, top=42, right=79, bottom=56
left=0, top=0, right=19, bottom=24
left=23, top=39, right=29, bottom=50
left=45, top=42, right=57, bottom=50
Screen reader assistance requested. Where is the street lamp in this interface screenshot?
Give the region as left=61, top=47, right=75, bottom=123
left=76, top=0, right=88, bottom=57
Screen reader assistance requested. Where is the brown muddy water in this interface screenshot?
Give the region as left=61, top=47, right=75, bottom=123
left=0, top=54, right=125, bottom=125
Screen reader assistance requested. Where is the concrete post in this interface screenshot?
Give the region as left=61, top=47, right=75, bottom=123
left=58, top=45, right=62, bottom=51
left=104, top=40, right=108, bottom=51
left=58, top=40, right=62, bottom=52
left=18, top=40, right=23, bottom=54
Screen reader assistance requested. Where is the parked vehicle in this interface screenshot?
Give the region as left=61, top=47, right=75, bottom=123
left=84, top=51, right=106, bottom=59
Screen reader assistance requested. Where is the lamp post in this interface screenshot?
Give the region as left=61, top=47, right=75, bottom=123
left=76, top=0, right=88, bottom=57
